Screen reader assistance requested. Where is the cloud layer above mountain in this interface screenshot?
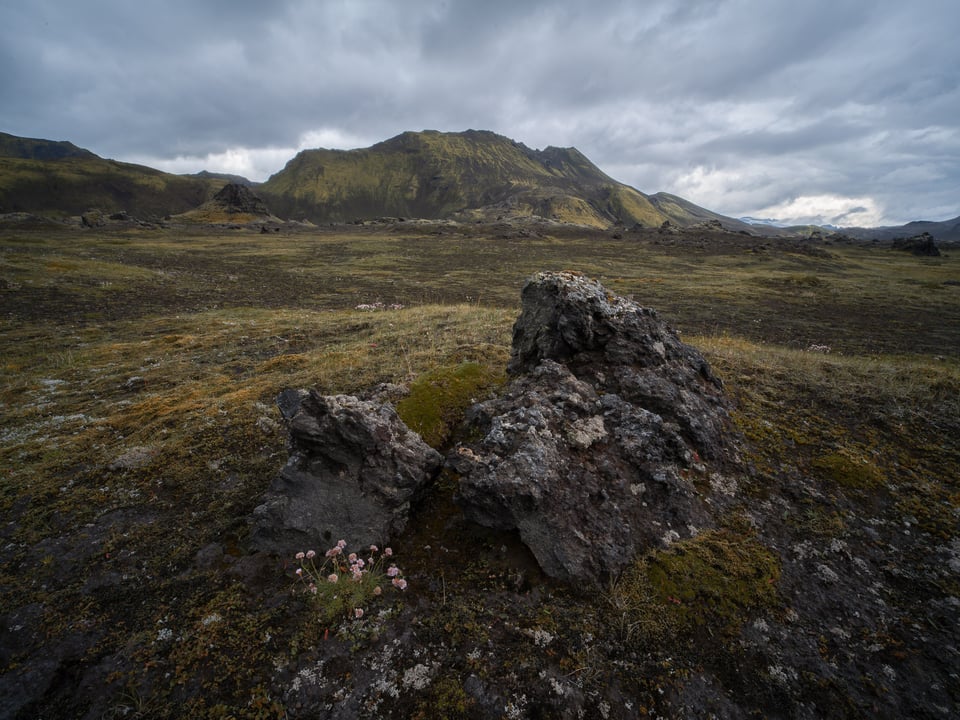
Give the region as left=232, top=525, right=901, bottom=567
left=2, top=0, right=957, bottom=225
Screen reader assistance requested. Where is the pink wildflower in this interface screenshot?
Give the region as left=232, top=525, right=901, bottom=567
left=386, top=565, right=400, bottom=577
left=305, top=550, right=316, bottom=559
left=354, top=608, right=364, bottom=619
left=327, top=573, right=339, bottom=584
left=392, top=577, right=408, bottom=591
left=351, top=568, right=363, bottom=582
left=295, top=568, right=303, bottom=576
left=325, top=547, right=341, bottom=558
left=348, top=552, right=358, bottom=563
left=373, top=586, right=382, bottom=596
left=295, top=551, right=305, bottom=560
left=356, top=558, right=365, bottom=569
left=308, top=583, right=318, bottom=595
left=337, top=539, right=347, bottom=549
left=384, top=547, right=393, bottom=557
left=369, top=545, right=378, bottom=553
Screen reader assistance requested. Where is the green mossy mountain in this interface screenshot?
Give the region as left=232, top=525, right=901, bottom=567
left=260, top=129, right=671, bottom=227
left=0, top=132, right=226, bottom=219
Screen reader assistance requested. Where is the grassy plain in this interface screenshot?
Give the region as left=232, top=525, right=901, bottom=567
left=1, top=220, right=958, bottom=718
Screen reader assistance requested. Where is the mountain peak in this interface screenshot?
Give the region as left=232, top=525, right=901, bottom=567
left=260, top=129, right=665, bottom=227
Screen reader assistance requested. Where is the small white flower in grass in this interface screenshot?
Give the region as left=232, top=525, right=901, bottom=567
left=295, top=568, right=303, bottom=576
left=305, top=550, right=316, bottom=559
left=295, top=551, right=305, bottom=560
left=327, top=573, right=339, bottom=584
left=373, top=586, right=382, bottom=596
left=384, top=547, right=393, bottom=557
left=387, top=565, right=400, bottom=577
left=392, top=578, right=407, bottom=590
left=337, top=539, right=347, bottom=549
left=370, top=545, right=378, bottom=553
left=348, top=552, right=358, bottom=562
left=354, top=608, right=364, bottom=619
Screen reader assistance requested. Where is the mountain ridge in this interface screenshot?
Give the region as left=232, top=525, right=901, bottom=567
left=0, top=132, right=229, bottom=219
left=260, top=129, right=671, bottom=227
left=0, top=129, right=955, bottom=238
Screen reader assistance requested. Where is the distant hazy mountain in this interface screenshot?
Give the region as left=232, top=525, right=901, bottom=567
left=841, top=217, right=960, bottom=244
left=185, top=170, right=256, bottom=187
left=260, top=129, right=738, bottom=228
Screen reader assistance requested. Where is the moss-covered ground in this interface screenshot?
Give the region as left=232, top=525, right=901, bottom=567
left=1, top=220, right=958, bottom=718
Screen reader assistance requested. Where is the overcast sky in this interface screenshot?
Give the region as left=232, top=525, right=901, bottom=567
left=2, top=0, right=958, bottom=226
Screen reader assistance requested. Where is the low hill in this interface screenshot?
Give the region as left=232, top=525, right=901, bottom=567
left=0, top=132, right=227, bottom=220
left=842, top=216, right=960, bottom=244
left=260, top=129, right=681, bottom=228
left=648, top=192, right=777, bottom=234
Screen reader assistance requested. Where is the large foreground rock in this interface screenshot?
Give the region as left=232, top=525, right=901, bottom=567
left=250, top=390, right=442, bottom=553
left=450, top=271, right=741, bottom=583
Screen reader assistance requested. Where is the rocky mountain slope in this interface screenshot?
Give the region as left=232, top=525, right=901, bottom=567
left=260, top=129, right=698, bottom=228
left=0, top=132, right=227, bottom=219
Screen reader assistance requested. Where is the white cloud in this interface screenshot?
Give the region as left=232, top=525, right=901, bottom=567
left=125, top=127, right=379, bottom=182
left=127, top=147, right=295, bottom=182
left=747, top=194, right=889, bottom=228
left=296, top=128, right=376, bottom=152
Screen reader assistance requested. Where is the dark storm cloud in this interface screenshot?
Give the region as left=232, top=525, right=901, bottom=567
left=1, top=0, right=957, bottom=224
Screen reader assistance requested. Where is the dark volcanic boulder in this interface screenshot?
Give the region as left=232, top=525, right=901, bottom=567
left=508, top=270, right=730, bottom=458
left=250, top=390, right=442, bottom=553
left=892, top=232, right=940, bottom=256
left=451, top=271, right=740, bottom=583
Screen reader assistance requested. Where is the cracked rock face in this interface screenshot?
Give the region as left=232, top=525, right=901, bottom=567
left=450, top=271, right=741, bottom=583
left=250, top=390, right=442, bottom=553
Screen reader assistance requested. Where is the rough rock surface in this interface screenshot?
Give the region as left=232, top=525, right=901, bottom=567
left=250, top=389, right=442, bottom=553
left=451, top=271, right=740, bottom=583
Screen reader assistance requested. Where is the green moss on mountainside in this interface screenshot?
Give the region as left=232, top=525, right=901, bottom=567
left=260, top=129, right=670, bottom=227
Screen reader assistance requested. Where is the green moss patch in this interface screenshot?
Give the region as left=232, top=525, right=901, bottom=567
left=610, top=530, right=781, bottom=645
left=812, top=451, right=884, bottom=490
left=396, top=360, right=505, bottom=448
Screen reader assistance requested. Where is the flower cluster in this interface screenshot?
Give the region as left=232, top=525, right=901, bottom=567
left=292, top=540, right=407, bottom=625
left=354, top=302, right=405, bottom=311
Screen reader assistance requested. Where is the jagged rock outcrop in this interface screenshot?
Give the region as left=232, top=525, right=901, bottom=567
left=449, top=271, right=741, bottom=583
left=892, top=231, right=940, bottom=256
left=250, top=389, right=442, bottom=553
left=210, top=183, right=271, bottom=215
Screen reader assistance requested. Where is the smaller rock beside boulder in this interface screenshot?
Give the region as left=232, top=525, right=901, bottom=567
left=250, top=390, right=442, bottom=554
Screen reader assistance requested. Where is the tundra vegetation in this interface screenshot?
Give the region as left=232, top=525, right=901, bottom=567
left=1, top=220, right=958, bottom=718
